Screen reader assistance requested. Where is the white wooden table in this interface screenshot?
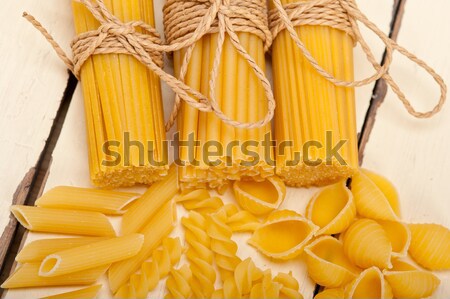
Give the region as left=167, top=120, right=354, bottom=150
left=0, top=0, right=449, bottom=298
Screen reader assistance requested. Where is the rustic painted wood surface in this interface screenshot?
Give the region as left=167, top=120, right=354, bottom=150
left=362, top=0, right=450, bottom=296
left=3, top=0, right=450, bottom=298
left=0, top=0, right=74, bottom=243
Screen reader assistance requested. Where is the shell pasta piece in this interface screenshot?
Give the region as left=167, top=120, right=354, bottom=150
left=35, top=186, right=140, bottom=215
left=304, top=236, right=360, bottom=288
left=377, top=220, right=411, bottom=257
left=344, top=267, right=393, bottom=299
left=114, top=238, right=182, bottom=298
left=343, top=219, right=392, bottom=269
left=39, top=234, right=144, bottom=277
left=408, top=223, right=450, bottom=270
left=314, top=288, right=345, bottom=299
left=1, top=263, right=108, bottom=289
left=10, top=206, right=115, bottom=236
left=249, top=210, right=318, bottom=260
left=233, top=176, right=286, bottom=215
left=40, top=285, right=102, bottom=299
left=306, top=181, right=356, bottom=235
left=383, top=258, right=440, bottom=299
left=16, top=237, right=108, bottom=263
left=165, top=264, right=193, bottom=299
left=350, top=170, right=399, bottom=221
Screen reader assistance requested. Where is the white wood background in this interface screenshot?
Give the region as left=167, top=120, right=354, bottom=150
left=2, top=0, right=449, bottom=298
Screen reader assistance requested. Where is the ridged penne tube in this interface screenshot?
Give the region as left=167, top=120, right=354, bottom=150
left=248, top=210, right=318, bottom=260
left=176, top=189, right=224, bottom=214
left=344, top=267, right=393, bottom=299
left=1, top=263, right=108, bottom=289
left=165, top=264, right=193, bottom=299
left=383, top=258, right=440, bottom=299
left=314, top=288, right=345, bottom=299
left=113, top=238, right=182, bottom=299
left=72, top=0, right=168, bottom=188
left=10, top=206, right=115, bottom=237
left=233, top=176, right=286, bottom=215
left=122, top=165, right=178, bottom=235
left=408, top=223, right=450, bottom=270
left=377, top=220, right=411, bottom=257
left=39, top=234, right=144, bottom=277
left=304, top=236, right=360, bottom=288
left=361, top=169, right=401, bottom=217
left=351, top=170, right=399, bottom=221
left=35, top=186, right=140, bottom=215
left=343, top=219, right=392, bottom=269
left=109, top=200, right=177, bottom=293
left=306, top=181, right=356, bottom=235
left=40, top=285, right=102, bottom=299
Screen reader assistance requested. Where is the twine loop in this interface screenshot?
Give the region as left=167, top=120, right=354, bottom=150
left=269, top=0, right=446, bottom=118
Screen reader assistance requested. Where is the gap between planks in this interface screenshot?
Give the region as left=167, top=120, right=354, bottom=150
left=0, top=73, right=77, bottom=294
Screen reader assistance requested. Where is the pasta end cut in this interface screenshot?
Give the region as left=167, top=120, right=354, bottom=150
left=10, top=206, right=32, bottom=230
left=39, top=254, right=62, bottom=277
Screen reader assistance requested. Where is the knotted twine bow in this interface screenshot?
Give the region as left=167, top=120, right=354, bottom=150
left=23, top=0, right=275, bottom=132
left=269, top=0, right=447, bottom=118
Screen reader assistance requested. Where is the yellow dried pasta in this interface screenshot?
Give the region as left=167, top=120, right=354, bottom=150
left=114, top=238, right=182, bottom=299
left=306, top=181, right=356, bottom=235
left=351, top=170, right=399, bottom=221
left=304, top=236, right=360, bottom=288
left=249, top=210, right=318, bottom=260
left=314, top=288, right=345, bottom=299
left=383, top=258, right=440, bottom=299
left=273, top=272, right=303, bottom=299
left=35, top=186, right=140, bottom=215
left=377, top=220, right=410, bottom=258
left=165, top=264, right=193, bottom=299
left=233, top=176, right=286, bottom=215
left=344, top=267, right=393, bottom=299
left=226, top=209, right=261, bottom=232
left=182, top=211, right=216, bottom=298
left=176, top=189, right=224, bottom=214
left=408, top=223, right=450, bottom=270
left=40, top=285, right=102, bottom=299
left=343, top=219, right=392, bottom=269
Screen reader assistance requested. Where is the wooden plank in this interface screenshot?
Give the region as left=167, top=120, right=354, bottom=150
left=2, top=0, right=395, bottom=298
left=361, top=0, right=450, bottom=297
left=0, top=1, right=75, bottom=238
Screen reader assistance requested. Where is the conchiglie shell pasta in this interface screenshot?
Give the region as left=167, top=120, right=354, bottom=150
left=233, top=176, right=286, bottom=215
left=408, top=223, right=450, bottom=270
left=377, top=220, right=411, bottom=257
left=314, top=288, right=345, bottom=299
left=344, top=267, right=393, bottom=299
left=343, top=219, right=392, bottom=269
left=351, top=170, right=398, bottom=221
left=383, top=258, right=440, bottom=298
left=360, top=169, right=400, bottom=217
left=304, top=236, right=360, bottom=288
left=306, top=181, right=356, bottom=235
left=248, top=210, right=318, bottom=260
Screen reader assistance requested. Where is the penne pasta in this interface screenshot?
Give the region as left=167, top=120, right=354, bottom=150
left=109, top=200, right=177, bottom=293
left=122, top=164, right=178, bottom=235
left=39, top=234, right=144, bottom=277
left=40, top=284, right=102, bottom=299
left=16, top=237, right=109, bottom=263
left=35, top=186, right=140, bottom=215
left=10, top=206, right=116, bottom=236
left=1, top=263, right=108, bottom=289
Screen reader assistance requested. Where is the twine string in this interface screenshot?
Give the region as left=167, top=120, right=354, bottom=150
left=269, top=0, right=447, bottom=118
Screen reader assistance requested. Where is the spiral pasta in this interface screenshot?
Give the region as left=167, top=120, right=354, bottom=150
left=304, top=236, right=360, bottom=288
left=114, top=238, right=182, bottom=299
left=177, top=189, right=225, bottom=214
left=165, top=264, right=193, bottom=299
left=344, top=267, right=393, bottom=299
left=182, top=211, right=216, bottom=298
left=225, top=207, right=261, bottom=232
left=249, top=210, right=318, bottom=260
left=383, top=258, right=440, bottom=299
left=408, top=223, right=450, bottom=270
left=351, top=170, right=399, bottom=221
left=343, top=219, right=392, bottom=269
left=306, top=181, right=356, bottom=235
left=273, top=272, right=303, bottom=299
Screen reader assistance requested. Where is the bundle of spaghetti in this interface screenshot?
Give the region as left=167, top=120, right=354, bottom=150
left=113, top=238, right=182, bottom=299
left=269, top=0, right=447, bottom=187
left=71, top=0, right=167, bottom=188
left=163, top=0, right=275, bottom=190
left=182, top=211, right=216, bottom=297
